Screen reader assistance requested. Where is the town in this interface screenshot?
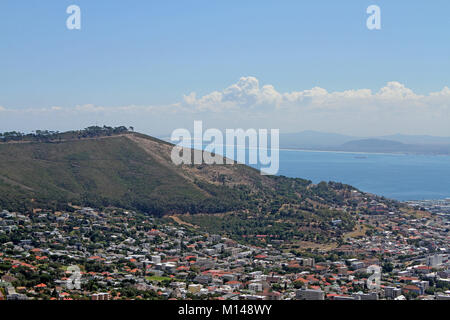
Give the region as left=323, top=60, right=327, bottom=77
left=0, top=198, right=449, bottom=301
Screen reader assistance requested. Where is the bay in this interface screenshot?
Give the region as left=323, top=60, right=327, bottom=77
left=274, top=149, right=450, bottom=201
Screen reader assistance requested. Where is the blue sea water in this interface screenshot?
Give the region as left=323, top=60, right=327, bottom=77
left=274, top=150, right=450, bottom=201
left=176, top=140, right=450, bottom=201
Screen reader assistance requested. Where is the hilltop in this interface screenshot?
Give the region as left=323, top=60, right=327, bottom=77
left=0, top=127, right=271, bottom=215
left=0, top=127, right=407, bottom=244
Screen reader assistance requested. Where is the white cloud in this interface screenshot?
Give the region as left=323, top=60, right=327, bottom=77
left=181, top=77, right=450, bottom=112
left=1, top=77, right=450, bottom=136
left=175, top=77, right=450, bottom=135
left=183, top=77, right=283, bottom=111
left=376, top=81, right=421, bottom=100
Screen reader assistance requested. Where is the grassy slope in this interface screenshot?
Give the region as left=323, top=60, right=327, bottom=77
left=0, top=135, right=202, bottom=212
left=0, top=132, right=359, bottom=236
left=0, top=132, right=380, bottom=245
left=0, top=134, right=271, bottom=214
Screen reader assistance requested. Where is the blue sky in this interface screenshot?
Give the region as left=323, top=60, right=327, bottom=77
left=0, top=1, right=450, bottom=135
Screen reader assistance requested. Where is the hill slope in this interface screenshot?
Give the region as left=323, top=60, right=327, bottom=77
left=0, top=133, right=276, bottom=215
left=0, top=131, right=366, bottom=212
left=0, top=130, right=409, bottom=245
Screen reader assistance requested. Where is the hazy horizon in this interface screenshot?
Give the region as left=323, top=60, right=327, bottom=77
left=1, top=1, right=450, bottom=136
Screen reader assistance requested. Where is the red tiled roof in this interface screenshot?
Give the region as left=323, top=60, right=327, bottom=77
left=294, top=278, right=309, bottom=284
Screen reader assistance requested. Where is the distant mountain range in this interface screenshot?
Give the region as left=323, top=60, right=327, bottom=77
left=279, top=131, right=450, bottom=155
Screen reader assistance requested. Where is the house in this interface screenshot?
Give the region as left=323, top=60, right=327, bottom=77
left=188, top=284, right=202, bottom=294
left=194, top=274, right=212, bottom=285
left=92, top=293, right=111, bottom=300
left=402, top=285, right=421, bottom=295
left=226, top=281, right=243, bottom=290
left=350, top=260, right=365, bottom=270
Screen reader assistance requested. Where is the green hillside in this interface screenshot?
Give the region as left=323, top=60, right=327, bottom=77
left=0, top=129, right=408, bottom=245
left=0, top=133, right=255, bottom=215
left=0, top=130, right=372, bottom=231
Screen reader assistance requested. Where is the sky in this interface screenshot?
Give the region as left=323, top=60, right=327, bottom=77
left=0, top=0, right=449, bottom=136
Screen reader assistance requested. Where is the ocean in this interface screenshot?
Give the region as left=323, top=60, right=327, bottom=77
left=273, top=149, right=450, bottom=201
left=173, top=139, right=450, bottom=201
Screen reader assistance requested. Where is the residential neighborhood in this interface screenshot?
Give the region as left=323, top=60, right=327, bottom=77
left=0, top=199, right=449, bottom=301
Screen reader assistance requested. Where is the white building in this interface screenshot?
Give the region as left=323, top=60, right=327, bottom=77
left=296, top=288, right=325, bottom=300
left=427, top=254, right=444, bottom=268
left=248, top=282, right=263, bottom=293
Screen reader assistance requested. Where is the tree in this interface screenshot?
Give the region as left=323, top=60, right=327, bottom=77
left=382, top=262, right=394, bottom=273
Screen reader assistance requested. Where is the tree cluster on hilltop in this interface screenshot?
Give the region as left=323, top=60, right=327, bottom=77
left=0, top=125, right=133, bottom=143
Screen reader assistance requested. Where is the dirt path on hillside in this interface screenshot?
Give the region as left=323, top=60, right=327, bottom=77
left=169, top=215, right=199, bottom=229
